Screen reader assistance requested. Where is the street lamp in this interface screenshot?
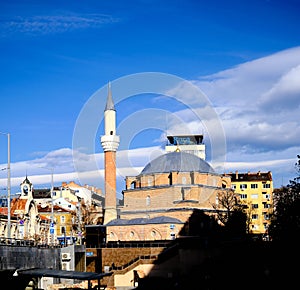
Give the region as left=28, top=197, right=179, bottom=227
left=40, top=166, right=54, bottom=244
left=0, top=132, right=11, bottom=240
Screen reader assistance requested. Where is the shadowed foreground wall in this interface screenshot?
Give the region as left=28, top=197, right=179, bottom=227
left=0, top=245, right=60, bottom=270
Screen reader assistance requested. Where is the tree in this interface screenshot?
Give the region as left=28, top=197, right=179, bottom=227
left=212, top=189, right=247, bottom=236
left=268, top=155, right=300, bottom=243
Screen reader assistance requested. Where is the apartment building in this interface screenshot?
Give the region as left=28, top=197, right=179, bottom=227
left=225, top=171, right=273, bottom=235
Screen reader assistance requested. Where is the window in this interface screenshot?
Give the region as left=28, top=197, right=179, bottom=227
left=264, top=214, right=270, bottom=220
left=263, top=203, right=270, bottom=209
left=231, top=184, right=236, bottom=189
left=146, top=195, right=150, bottom=206
left=240, top=194, right=247, bottom=199
left=251, top=184, right=258, bottom=189
left=61, top=226, right=66, bottom=235
left=61, top=216, right=65, bottom=223
left=252, top=204, right=259, bottom=209
left=240, top=184, right=247, bottom=190
left=263, top=183, right=271, bottom=189
left=168, top=173, right=173, bottom=185
left=252, top=214, right=258, bottom=220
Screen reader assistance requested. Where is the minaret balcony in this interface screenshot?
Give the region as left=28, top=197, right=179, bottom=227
left=101, top=135, right=120, bottom=152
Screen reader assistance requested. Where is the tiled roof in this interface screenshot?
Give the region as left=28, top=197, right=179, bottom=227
left=227, top=171, right=272, bottom=182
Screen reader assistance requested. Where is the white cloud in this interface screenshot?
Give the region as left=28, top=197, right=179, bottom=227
left=0, top=146, right=164, bottom=197
left=197, top=46, right=300, bottom=108
left=0, top=13, right=119, bottom=36
left=1, top=47, right=299, bottom=194
left=258, top=64, right=300, bottom=111
left=191, top=47, right=300, bottom=154
left=167, top=47, right=300, bottom=187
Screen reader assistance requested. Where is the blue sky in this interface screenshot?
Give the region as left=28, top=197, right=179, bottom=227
left=0, top=0, right=300, bottom=197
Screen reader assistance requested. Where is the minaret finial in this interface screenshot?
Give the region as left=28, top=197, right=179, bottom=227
left=105, top=81, right=115, bottom=111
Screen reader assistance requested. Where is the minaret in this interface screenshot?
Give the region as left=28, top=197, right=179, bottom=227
left=101, top=82, right=120, bottom=224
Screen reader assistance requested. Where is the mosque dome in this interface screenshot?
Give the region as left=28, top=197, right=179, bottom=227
left=140, top=151, right=215, bottom=175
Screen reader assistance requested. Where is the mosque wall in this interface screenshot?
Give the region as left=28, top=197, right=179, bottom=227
left=106, top=222, right=183, bottom=242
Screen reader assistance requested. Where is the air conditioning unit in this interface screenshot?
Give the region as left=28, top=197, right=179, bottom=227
left=61, top=253, right=71, bottom=260
left=61, top=262, right=70, bottom=271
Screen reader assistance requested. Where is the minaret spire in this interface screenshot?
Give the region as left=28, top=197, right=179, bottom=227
left=105, top=81, right=115, bottom=111
left=100, top=82, right=120, bottom=224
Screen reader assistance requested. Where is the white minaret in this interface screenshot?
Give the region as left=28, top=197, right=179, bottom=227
left=100, top=82, right=120, bottom=224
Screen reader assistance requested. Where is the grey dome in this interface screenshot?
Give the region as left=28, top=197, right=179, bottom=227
left=140, top=151, right=215, bottom=175
left=106, top=216, right=183, bottom=226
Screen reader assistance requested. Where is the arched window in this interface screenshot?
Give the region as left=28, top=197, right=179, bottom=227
left=130, top=181, right=136, bottom=189
left=110, top=232, right=115, bottom=239
left=146, top=195, right=151, bottom=206
left=168, top=173, right=173, bottom=185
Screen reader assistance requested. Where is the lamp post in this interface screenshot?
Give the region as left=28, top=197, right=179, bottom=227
left=40, top=166, right=54, bottom=245
left=0, top=132, right=11, bottom=240
left=48, top=168, right=54, bottom=245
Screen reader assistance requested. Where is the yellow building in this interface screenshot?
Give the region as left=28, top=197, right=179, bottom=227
left=225, top=171, right=273, bottom=235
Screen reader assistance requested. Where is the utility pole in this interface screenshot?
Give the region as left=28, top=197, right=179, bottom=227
left=0, top=132, right=11, bottom=240
left=40, top=166, right=54, bottom=245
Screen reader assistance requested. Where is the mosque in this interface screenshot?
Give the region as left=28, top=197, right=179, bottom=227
left=98, top=84, right=232, bottom=242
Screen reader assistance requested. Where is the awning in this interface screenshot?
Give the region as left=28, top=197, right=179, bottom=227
left=17, top=268, right=113, bottom=290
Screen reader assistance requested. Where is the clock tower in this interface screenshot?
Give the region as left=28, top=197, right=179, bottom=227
left=100, top=82, right=120, bottom=224
left=20, top=175, right=33, bottom=200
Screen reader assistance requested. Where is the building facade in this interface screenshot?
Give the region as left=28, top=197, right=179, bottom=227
left=98, top=84, right=233, bottom=242
left=226, top=171, right=273, bottom=235
left=105, top=151, right=233, bottom=242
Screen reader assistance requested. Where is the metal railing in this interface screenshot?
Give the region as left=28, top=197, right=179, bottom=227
left=0, top=237, right=63, bottom=248
left=86, top=240, right=173, bottom=249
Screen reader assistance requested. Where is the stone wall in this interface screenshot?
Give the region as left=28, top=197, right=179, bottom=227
left=86, top=246, right=165, bottom=287
left=0, top=245, right=61, bottom=270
